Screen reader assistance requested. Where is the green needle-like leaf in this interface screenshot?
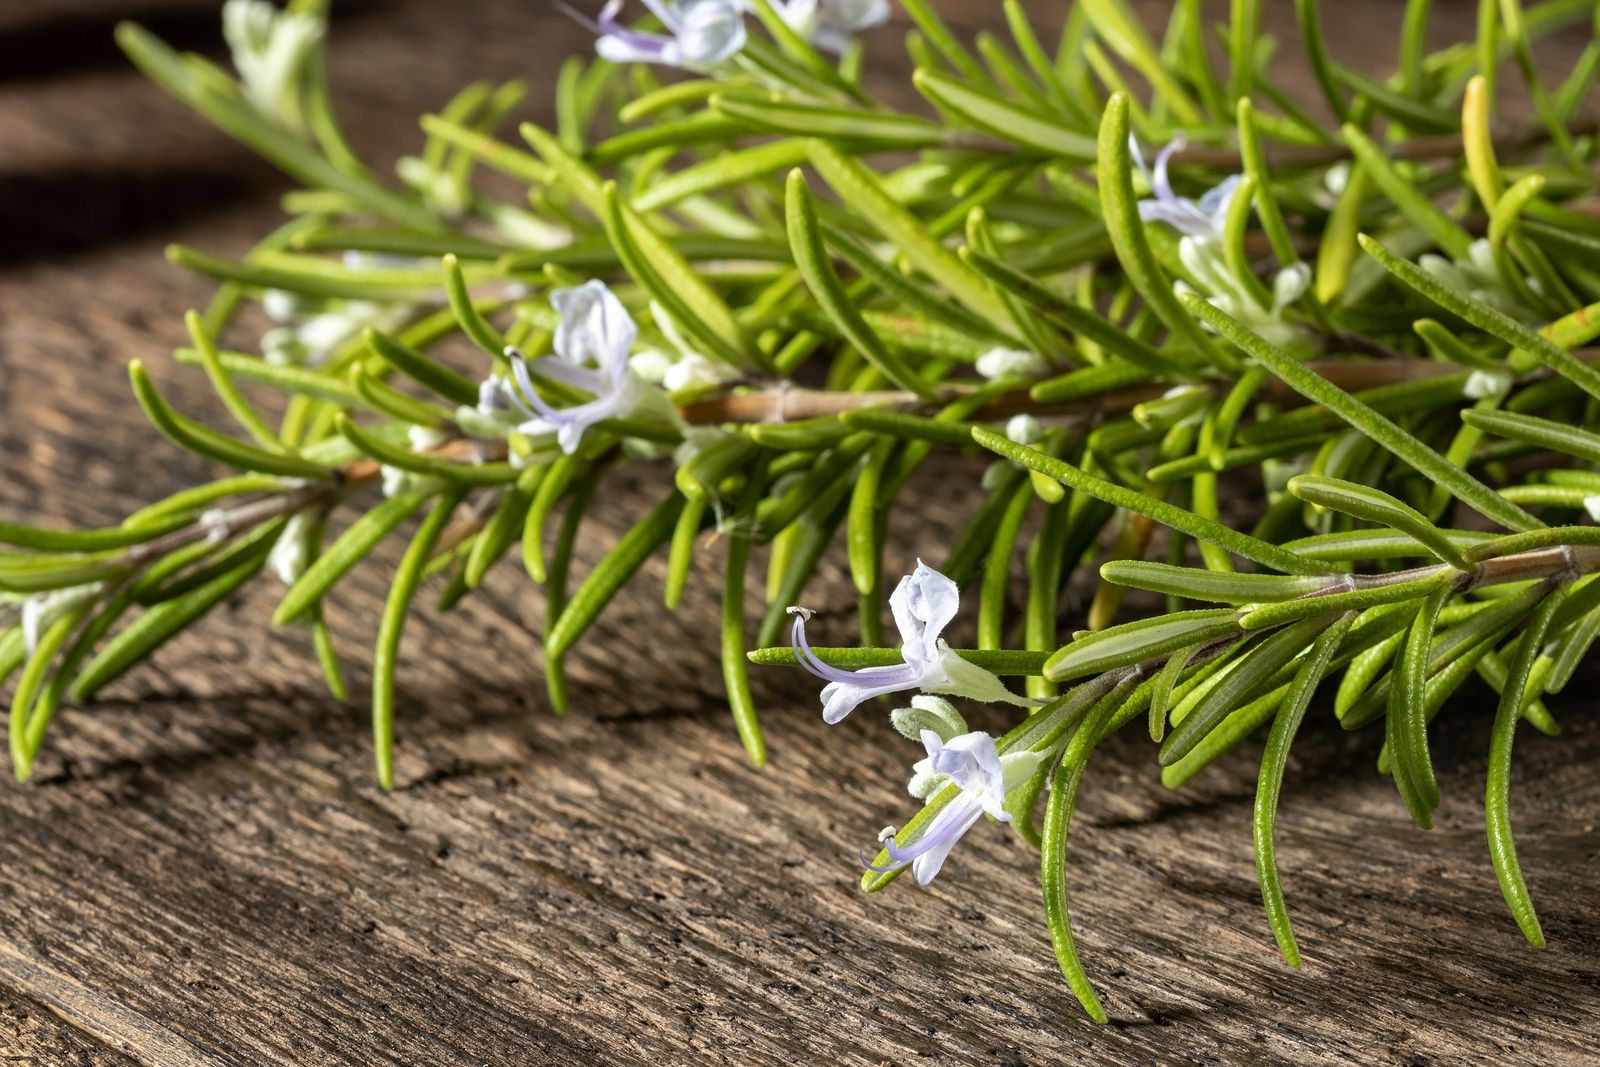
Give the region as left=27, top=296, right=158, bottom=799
left=1486, top=585, right=1563, bottom=947
left=523, top=453, right=584, bottom=584
left=373, top=491, right=461, bottom=789
left=1040, top=683, right=1124, bottom=1025
left=722, top=467, right=768, bottom=768
left=1388, top=582, right=1451, bottom=822
left=1160, top=615, right=1330, bottom=766
left=1101, top=561, right=1330, bottom=604
left=118, top=23, right=442, bottom=232
left=1081, top=0, right=1203, bottom=123
left=1461, top=408, right=1600, bottom=465
left=914, top=69, right=1096, bottom=157
left=1096, top=95, right=1229, bottom=372
left=364, top=327, right=479, bottom=407
left=961, top=250, right=1194, bottom=376
left=10, top=610, right=88, bottom=779
left=185, top=310, right=284, bottom=451
left=599, top=182, right=767, bottom=375
left=1047, top=609, right=1244, bottom=682
left=443, top=253, right=508, bottom=359
left=806, top=140, right=1010, bottom=329
left=545, top=493, right=683, bottom=660
left=466, top=479, right=535, bottom=589
left=1288, top=476, right=1471, bottom=570
left=1360, top=233, right=1600, bottom=403
left=1252, top=613, right=1352, bottom=966
left=337, top=415, right=519, bottom=486
left=1177, top=292, right=1542, bottom=533
left=711, top=94, right=949, bottom=149
left=1340, top=125, right=1473, bottom=259
left=0, top=516, right=187, bottom=553
left=1238, top=575, right=1449, bottom=631
left=785, top=171, right=935, bottom=399
left=975, top=428, right=1335, bottom=576
left=72, top=538, right=274, bottom=703
left=129, top=361, right=335, bottom=482
left=274, top=493, right=428, bottom=625
left=634, top=139, right=810, bottom=212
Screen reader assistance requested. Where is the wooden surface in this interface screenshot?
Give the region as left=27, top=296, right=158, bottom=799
left=1, top=2, right=1597, bottom=1063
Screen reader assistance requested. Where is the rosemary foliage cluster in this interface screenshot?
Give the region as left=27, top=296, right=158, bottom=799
left=4, top=0, right=1600, bottom=1019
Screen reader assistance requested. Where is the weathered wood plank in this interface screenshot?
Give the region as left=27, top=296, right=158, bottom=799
left=0, top=982, right=140, bottom=1066
left=0, top=1, right=1595, bottom=1064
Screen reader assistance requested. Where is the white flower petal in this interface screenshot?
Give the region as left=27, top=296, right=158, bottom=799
left=909, top=796, right=985, bottom=885
left=891, top=560, right=961, bottom=664
left=551, top=279, right=638, bottom=374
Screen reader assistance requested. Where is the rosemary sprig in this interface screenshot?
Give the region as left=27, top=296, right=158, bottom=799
left=2, top=0, right=1597, bottom=1024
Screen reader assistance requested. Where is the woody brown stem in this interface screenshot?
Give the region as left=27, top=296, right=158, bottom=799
left=676, top=354, right=1596, bottom=428
left=122, top=439, right=498, bottom=567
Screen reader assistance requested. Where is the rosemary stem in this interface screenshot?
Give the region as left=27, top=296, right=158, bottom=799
left=677, top=353, right=1600, bottom=427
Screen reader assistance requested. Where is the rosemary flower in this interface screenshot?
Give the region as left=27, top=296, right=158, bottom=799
left=628, top=348, right=728, bottom=394
left=788, top=561, right=1038, bottom=723
left=1131, top=134, right=1239, bottom=242
left=1004, top=414, right=1043, bottom=446
left=773, top=0, right=890, bottom=53
left=1131, top=135, right=1309, bottom=345
left=1463, top=369, right=1514, bottom=399
left=478, top=280, right=667, bottom=455
left=221, top=0, right=324, bottom=130
left=869, top=729, right=1044, bottom=885
left=629, top=301, right=738, bottom=395
left=261, top=299, right=407, bottom=367
left=564, top=0, right=748, bottom=68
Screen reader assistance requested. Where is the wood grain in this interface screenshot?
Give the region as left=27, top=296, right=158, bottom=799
left=0, top=1, right=1595, bottom=1064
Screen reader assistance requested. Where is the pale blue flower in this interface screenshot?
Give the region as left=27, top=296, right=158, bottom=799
left=773, top=0, right=890, bottom=53
left=495, top=280, right=655, bottom=455
left=788, top=561, right=1038, bottom=724
left=868, top=729, right=1044, bottom=885
left=562, top=0, right=747, bottom=68
left=1131, top=138, right=1310, bottom=345
left=1132, top=134, right=1240, bottom=242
